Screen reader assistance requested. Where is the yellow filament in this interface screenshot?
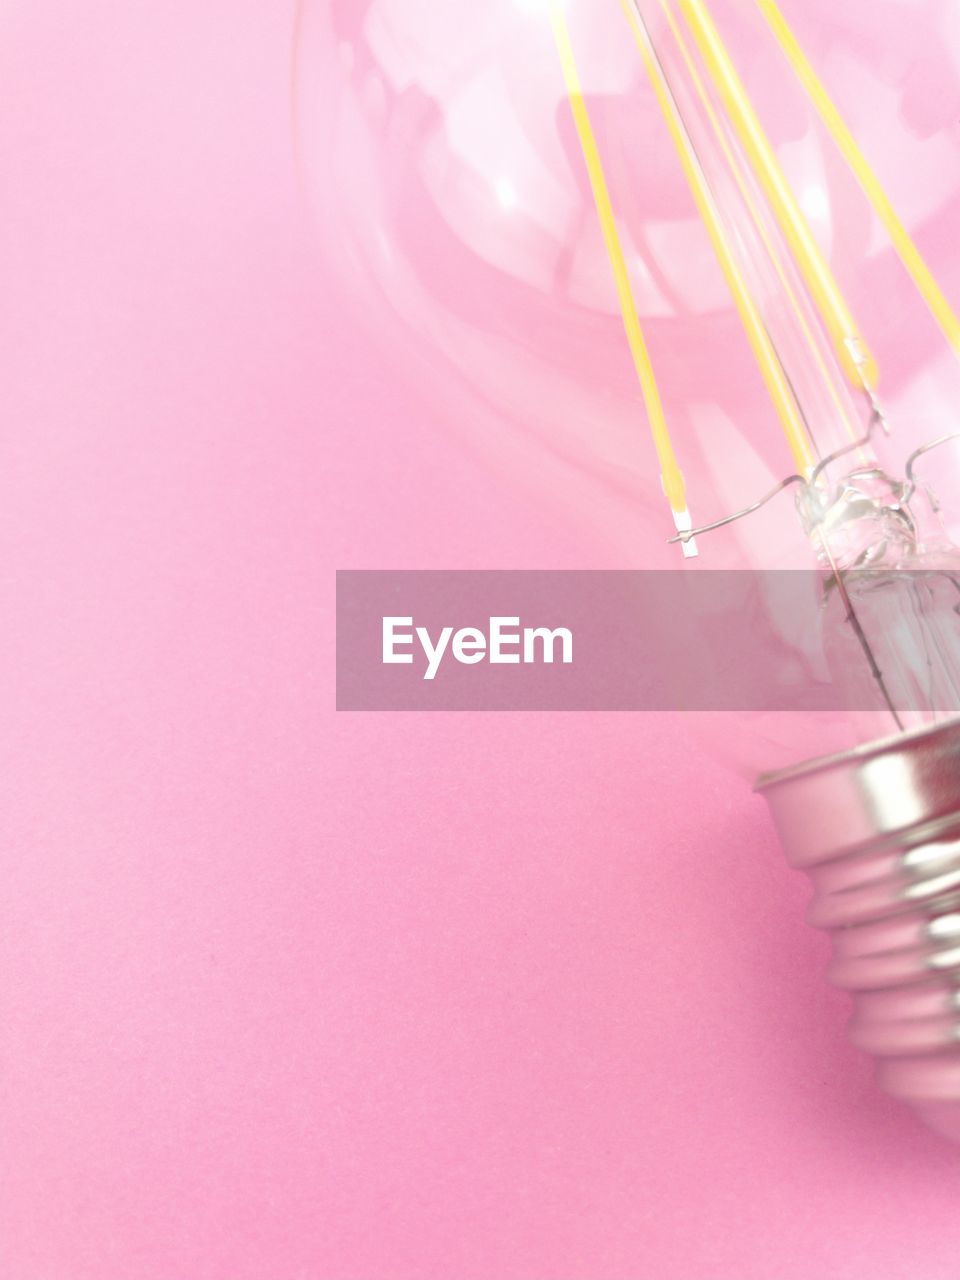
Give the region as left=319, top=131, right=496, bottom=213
left=621, top=0, right=815, bottom=475
left=755, top=0, right=960, bottom=356
left=548, top=4, right=688, bottom=514
left=679, top=0, right=879, bottom=392
left=656, top=0, right=860, bottom=449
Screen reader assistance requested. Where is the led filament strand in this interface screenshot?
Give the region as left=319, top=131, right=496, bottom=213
left=547, top=4, right=695, bottom=549
left=552, top=0, right=960, bottom=549
left=654, top=0, right=862, bottom=454
left=678, top=0, right=879, bottom=392
left=754, top=0, right=960, bottom=357
left=621, top=0, right=815, bottom=475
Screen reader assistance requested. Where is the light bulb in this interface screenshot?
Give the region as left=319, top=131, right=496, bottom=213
left=298, top=0, right=960, bottom=1138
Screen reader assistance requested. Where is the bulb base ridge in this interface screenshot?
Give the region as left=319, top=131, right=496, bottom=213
left=758, top=717, right=960, bottom=1141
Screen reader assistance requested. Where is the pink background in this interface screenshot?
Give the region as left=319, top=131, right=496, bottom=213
left=3, top=3, right=960, bottom=1278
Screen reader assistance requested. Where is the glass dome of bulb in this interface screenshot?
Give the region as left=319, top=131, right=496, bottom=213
left=298, top=0, right=960, bottom=1144
left=296, top=0, right=960, bottom=771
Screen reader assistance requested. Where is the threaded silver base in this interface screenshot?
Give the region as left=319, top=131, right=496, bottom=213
left=758, top=718, right=960, bottom=1141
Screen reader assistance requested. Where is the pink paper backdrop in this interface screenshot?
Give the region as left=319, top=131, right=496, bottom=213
left=3, top=3, right=960, bottom=1278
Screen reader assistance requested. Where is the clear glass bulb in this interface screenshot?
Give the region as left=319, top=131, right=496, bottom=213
left=299, top=0, right=960, bottom=1141
left=296, top=0, right=960, bottom=767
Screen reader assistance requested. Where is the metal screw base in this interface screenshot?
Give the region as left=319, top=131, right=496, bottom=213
left=758, top=718, right=960, bottom=1141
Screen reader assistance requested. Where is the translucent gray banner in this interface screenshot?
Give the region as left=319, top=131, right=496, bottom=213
left=336, top=570, right=960, bottom=712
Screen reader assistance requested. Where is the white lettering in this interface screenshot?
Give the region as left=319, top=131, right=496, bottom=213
left=382, top=617, right=414, bottom=664
left=523, top=626, right=573, bottom=664
left=382, top=617, right=574, bottom=679
left=489, top=616, right=521, bottom=664
left=452, top=627, right=487, bottom=665
left=417, top=625, right=453, bottom=681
